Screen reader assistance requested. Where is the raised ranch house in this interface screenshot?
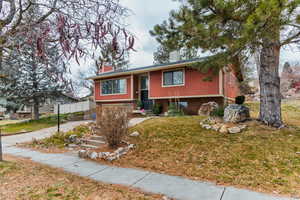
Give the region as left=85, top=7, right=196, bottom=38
left=90, top=58, right=241, bottom=117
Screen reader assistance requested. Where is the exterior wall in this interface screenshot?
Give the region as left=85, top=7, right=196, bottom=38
left=96, top=101, right=135, bottom=123
left=224, top=70, right=241, bottom=100
left=155, top=97, right=224, bottom=115
left=149, top=67, right=220, bottom=99
left=94, top=75, right=132, bottom=101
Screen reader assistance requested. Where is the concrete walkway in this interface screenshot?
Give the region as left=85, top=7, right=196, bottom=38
left=2, top=120, right=91, bottom=145
left=2, top=121, right=298, bottom=200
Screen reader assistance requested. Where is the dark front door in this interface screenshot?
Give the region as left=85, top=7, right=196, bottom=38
left=140, top=76, right=153, bottom=110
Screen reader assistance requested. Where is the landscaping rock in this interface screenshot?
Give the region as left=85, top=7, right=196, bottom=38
left=89, top=151, right=98, bottom=159
left=224, top=104, right=250, bottom=123
left=78, top=150, right=88, bottom=158
left=212, top=124, right=222, bottom=131
left=198, top=102, right=219, bottom=116
left=68, top=134, right=78, bottom=144
left=130, top=131, right=140, bottom=137
left=228, top=126, right=241, bottom=134
left=219, top=125, right=229, bottom=134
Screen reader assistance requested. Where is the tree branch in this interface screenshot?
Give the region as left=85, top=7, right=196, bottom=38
left=281, top=30, right=300, bottom=46
left=0, top=0, right=16, bottom=28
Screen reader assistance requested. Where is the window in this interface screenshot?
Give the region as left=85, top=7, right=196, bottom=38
left=101, top=78, right=126, bottom=95
left=163, top=69, right=184, bottom=86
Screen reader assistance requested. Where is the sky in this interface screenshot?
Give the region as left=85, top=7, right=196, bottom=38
left=119, top=0, right=180, bottom=68
left=73, top=0, right=300, bottom=75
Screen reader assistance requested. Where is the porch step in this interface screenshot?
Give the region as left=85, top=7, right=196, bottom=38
left=90, top=135, right=105, bottom=141
left=81, top=139, right=105, bottom=146
left=80, top=144, right=98, bottom=149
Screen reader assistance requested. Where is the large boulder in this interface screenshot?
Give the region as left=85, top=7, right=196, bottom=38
left=198, top=102, right=219, bottom=116
left=224, top=104, right=250, bottom=123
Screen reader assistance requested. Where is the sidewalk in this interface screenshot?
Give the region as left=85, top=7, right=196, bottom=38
left=2, top=120, right=298, bottom=200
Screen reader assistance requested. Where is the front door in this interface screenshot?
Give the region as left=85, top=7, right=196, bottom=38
left=140, top=75, right=152, bottom=110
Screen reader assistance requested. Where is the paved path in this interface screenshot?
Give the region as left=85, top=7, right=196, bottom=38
left=2, top=120, right=298, bottom=200
left=2, top=120, right=91, bottom=145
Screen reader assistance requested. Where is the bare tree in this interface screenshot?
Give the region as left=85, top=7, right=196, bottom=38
left=0, top=0, right=134, bottom=70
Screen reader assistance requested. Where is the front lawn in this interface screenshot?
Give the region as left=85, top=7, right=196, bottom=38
left=111, top=102, right=300, bottom=197
left=0, top=112, right=84, bottom=135
left=0, top=156, right=161, bottom=200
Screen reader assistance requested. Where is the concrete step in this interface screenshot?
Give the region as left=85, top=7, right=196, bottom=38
left=80, top=144, right=98, bottom=149
left=81, top=139, right=105, bottom=146
left=90, top=135, right=105, bottom=141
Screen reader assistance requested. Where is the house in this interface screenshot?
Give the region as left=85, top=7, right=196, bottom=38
left=89, top=58, right=241, bottom=117
left=17, top=93, right=80, bottom=118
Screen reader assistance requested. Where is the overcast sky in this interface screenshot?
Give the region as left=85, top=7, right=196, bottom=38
left=123, top=0, right=300, bottom=67
left=74, top=0, right=300, bottom=73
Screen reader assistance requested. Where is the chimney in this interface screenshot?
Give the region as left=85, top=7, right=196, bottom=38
left=99, top=64, right=114, bottom=74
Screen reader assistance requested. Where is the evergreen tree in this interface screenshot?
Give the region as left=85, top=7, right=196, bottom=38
left=153, top=45, right=198, bottom=64
left=0, top=5, right=71, bottom=120
left=151, top=0, right=300, bottom=128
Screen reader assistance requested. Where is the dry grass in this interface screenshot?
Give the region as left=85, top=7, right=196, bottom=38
left=106, top=101, right=300, bottom=198
left=0, top=155, right=161, bottom=200
left=0, top=120, right=23, bottom=126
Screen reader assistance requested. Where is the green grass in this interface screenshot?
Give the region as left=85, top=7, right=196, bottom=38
left=0, top=112, right=84, bottom=135
left=111, top=101, right=300, bottom=197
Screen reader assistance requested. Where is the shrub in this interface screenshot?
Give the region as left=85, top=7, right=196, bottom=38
left=152, top=103, right=162, bottom=115
left=210, top=107, right=225, bottom=117
left=99, top=107, right=129, bottom=148
left=168, top=103, right=184, bottom=116
left=136, top=100, right=143, bottom=109
left=235, top=95, right=246, bottom=105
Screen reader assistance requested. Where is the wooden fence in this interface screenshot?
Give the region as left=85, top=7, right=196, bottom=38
left=54, top=100, right=95, bottom=114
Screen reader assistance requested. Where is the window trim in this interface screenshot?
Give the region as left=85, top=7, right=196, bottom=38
left=161, top=68, right=185, bottom=87
left=100, top=78, right=127, bottom=96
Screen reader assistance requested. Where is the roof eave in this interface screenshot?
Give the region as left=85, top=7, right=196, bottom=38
left=88, top=60, right=199, bottom=80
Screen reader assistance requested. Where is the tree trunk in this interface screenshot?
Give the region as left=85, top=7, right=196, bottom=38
left=259, top=40, right=283, bottom=128
left=33, top=98, right=40, bottom=120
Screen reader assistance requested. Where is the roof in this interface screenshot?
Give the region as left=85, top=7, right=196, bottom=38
left=88, top=58, right=205, bottom=80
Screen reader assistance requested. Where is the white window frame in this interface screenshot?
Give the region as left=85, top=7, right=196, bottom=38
left=162, top=68, right=185, bottom=87
left=100, top=78, right=127, bottom=96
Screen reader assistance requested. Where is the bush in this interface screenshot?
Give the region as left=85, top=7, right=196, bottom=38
left=168, top=103, right=184, bottom=116
left=136, top=100, right=143, bottom=109
left=235, top=95, right=246, bottom=105
left=99, top=107, right=129, bottom=148
left=210, top=107, right=225, bottom=117
left=152, top=104, right=162, bottom=115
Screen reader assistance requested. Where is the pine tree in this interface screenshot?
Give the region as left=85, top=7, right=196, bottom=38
left=0, top=5, right=71, bottom=120
left=151, top=0, right=300, bottom=128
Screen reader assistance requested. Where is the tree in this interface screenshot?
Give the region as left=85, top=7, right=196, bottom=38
left=0, top=0, right=134, bottom=73
left=74, top=41, right=130, bottom=97
left=1, top=40, right=71, bottom=120
left=153, top=45, right=198, bottom=64
left=150, top=0, right=300, bottom=128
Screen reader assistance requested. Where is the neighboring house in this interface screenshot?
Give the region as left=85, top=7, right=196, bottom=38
left=89, top=58, right=241, bottom=117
